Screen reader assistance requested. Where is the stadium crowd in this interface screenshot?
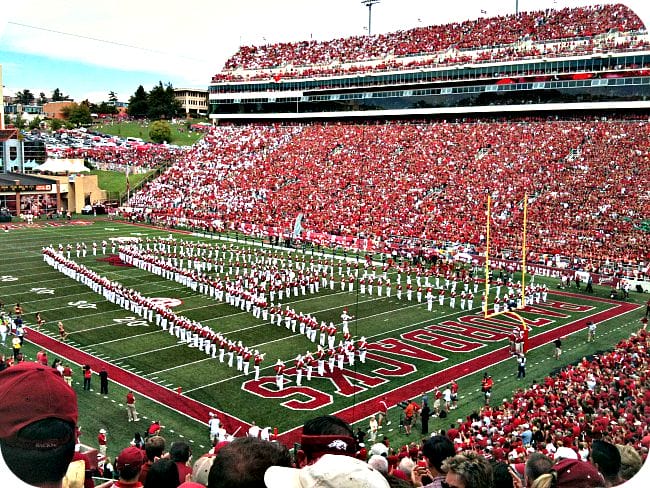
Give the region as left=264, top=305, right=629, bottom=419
left=222, top=4, right=643, bottom=72
left=212, top=36, right=649, bottom=84
left=60, top=145, right=184, bottom=172
left=126, top=118, right=650, bottom=275
left=1, top=303, right=648, bottom=487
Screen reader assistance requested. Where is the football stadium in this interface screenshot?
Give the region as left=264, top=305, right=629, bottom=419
left=1, top=2, right=650, bottom=487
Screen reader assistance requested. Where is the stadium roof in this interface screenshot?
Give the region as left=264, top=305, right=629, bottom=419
left=0, top=172, right=58, bottom=188
left=0, top=129, right=18, bottom=142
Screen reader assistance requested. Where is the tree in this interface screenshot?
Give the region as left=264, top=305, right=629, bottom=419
left=98, top=101, right=118, bottom=115
left=28, top=116, right=42, bottom=130
left=49, top=118, right=64, bottom=131
left=51, top=88, right=69, bottom=101
left=13, top=113, right=26, bottom=129
left=128, top=85, right=149, bottom=118
left=16, top=89, right=35, bottom=105
left=108, top=91, right=118, bottom=103
left=165, top=83, right=182, bottom=119
left=147, top=81, right=182, bottom=120
left=61, top=102, right=92, bottom=126
left=38, top=92, right=48, bottom=105
left=149, top=120, right=172, bottom=144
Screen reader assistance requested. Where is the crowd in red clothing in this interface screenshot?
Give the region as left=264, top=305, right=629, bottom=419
left=213, top=37, right=649, bottom=85
left=62, top=144, right=185, bottom=171
left=85, top=326, right=650, bottom=486
left=127, top=118, right=650, bottom=273
left=439, top=327, right=650, bottom=465
left=214, top=4, right=644, bottom=83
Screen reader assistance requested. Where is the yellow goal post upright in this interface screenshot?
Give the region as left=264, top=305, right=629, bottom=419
left=484, top=193, right=530, bottom=354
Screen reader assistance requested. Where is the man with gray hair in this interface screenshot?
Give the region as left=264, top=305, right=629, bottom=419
left=367, top=454, right=389, bottom=475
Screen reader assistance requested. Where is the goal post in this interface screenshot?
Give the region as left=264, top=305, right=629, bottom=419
left=483, top=194, right=530, bottom=353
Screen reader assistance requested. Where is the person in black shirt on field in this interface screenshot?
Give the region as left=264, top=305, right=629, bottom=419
left=99, top=368, right=109, bottom=395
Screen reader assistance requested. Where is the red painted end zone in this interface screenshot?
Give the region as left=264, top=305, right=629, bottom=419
left=24, top=294, right=639, bottom=446
left=24, top=328, right=249, bottom=434
left=276, top=297, right=639, bottom=444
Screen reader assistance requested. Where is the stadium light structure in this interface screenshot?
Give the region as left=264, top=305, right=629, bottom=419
left=361, top=0, right=381, bottom=36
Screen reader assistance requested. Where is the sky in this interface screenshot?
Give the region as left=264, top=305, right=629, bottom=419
left=0, top=0, right=648, bottom=103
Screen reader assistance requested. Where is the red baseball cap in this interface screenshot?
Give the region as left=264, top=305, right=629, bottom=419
left=554, top=459, right=604, bottom=488
left=0, top=363, right=78, bottom=447
left=115, top=446, right=146, bottom=471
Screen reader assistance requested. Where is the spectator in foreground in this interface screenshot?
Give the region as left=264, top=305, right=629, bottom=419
left=491, top=460, right=514, bottom=488
left=139, top=435, right=166, bottom=484
left=411, top=435, right=456, bottom=488
left=264, top=453, right=390, bottom=488
left=531, top=458, right=604, bottom=488
left=616, top=444, right=642, bottom=482
left=367, top=454, right=389, bottom=475
left=190, top=454, right=215, bottom=486
left=297, top=415, right=357, bottom=467
left=95, top=446, right=146, bottom=488
left=441, top=451, right=493, bottom=488
left=207, top=437, right=291, bottom=488
left=522, top=452, right=554, bottom=487
left=170, top=441, right=193, bottom=484
left=0, top=362, right=78, bottom=488
left=589, top=440, right=623, bottom=487
left=143, top=458, right=180, bottom=488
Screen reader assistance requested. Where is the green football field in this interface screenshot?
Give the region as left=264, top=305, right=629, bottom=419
left=0, top=218, right=645, bottom=461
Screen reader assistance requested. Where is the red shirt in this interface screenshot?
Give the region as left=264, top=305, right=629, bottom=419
left=148, top=422, right=161, bottom=435
left=176, top=462, right=192, bottom=484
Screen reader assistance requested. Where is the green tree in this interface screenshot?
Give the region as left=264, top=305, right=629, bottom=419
left=51, top=88, right=69, bottom=101
left=38, top=92, right=48, bottom=105
left=108, top=91, right=118, bottom=103
left=28, top=116, right=42, bottom=130
left=147, top=82, right=167, bottom=119
left=147, top=81, right=181, bottom=120
left=3, top=114, right=10, bottom=127
left=165, top=83, right=182, bottom=118
left=128, top=85, right=148, bottom=118
left=61, top=102, right=92, bottom=126
left=16, top=89, right=35, bottom=105
left=98, top=101, right=118, bottom=115
left=49, top=118, right=64, bottom=131
left=13, top=113, right=26, bottom=129
left=149, top=120, right=172, bottom=144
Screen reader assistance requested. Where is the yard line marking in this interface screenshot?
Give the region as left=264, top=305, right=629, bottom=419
left=143, top=357, right=213, bottom=376
left=112, top=343, right=185, bottom=361
left=90, top=330, right=161, bottom=346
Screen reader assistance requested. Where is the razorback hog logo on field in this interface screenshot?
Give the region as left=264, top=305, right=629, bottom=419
left=242, top=299, right=601, bottom=410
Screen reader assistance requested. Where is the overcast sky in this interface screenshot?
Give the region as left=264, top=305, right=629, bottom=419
left=1, top=0, right=648, bottom=103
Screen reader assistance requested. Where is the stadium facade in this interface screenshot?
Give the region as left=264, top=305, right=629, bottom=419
left=208, top=3, right=650, bottom=120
